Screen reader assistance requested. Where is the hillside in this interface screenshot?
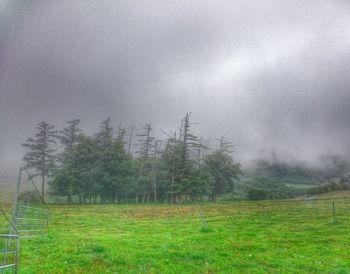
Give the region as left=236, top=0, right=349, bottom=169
left=314, top=190, right=350, bottom=199
left=243, top=155, right=350, bottom=186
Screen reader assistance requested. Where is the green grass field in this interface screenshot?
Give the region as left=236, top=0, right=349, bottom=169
left=2, top=197, right=350, bottom=273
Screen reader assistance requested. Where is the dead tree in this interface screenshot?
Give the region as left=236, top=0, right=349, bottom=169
left=161, top=129, right=178, bottom=203
left=177, top=112, right=200, bottom=202
left=127, top=126, right=134, bottom=154
left=117, top=123, right=127, bottom=142
left=151, top=139, right=162, bottom=203
left=136, top=124, right=154, bottom=202
left=194, top=137, right=210, bottom=169
left=215, top=136, right=234, bottom=153
left=95, top=118, right=114, bottom=147
left=202, top=138, right=211, bottom=165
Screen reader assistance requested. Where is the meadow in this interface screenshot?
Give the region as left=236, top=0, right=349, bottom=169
left=2, top=197, right=350, bottom=273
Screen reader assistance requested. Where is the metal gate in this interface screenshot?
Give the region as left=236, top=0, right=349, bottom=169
left=14, top=205, right=48, bottom=239
left=0, top=234, right=19, bottom=273
left=0, top=166, right=50, bottom=273
left=0, top=206, right=19, bottom=274
left=12, top=168, right=49, bottom=239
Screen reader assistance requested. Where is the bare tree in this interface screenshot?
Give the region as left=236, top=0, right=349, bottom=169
left=136, top=124, right=154, bottom=202
left=151, top=139, right=162, bottom=202
left=127, top=126, right=134, bottom=154
left=117, top=123, right=127, bottom=143
left=215, top=136, right=234, bottom=153
left=95, top=118, right=114, bottom=147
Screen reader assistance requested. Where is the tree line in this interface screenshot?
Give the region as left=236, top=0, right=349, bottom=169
left=306, top=177, right=350, bottom=196
left=22, top=113, right=242, bottom=204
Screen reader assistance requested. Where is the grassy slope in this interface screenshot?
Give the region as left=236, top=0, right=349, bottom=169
left=316, top=190, right=350, bottom=199
left=0, top=199, right=346, bottom=273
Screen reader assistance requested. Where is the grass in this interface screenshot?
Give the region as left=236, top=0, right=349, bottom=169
left=2, top=198, right=350, bottom=273
left=316, top=190, right=350, bottom=199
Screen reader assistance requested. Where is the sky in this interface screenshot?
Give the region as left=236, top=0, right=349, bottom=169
left=1, top=0, right=350, bottom=180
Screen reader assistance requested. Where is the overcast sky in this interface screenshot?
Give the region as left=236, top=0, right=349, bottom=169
left=1, top=0, right=350, bottom=180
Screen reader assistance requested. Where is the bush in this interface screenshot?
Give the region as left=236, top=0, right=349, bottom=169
left=247, top=188, right=267, bottom=200
left=244, top=177, right=301, bottom=200
left=306, top=180, right=350, bottom=195
left=18, top=190, right=41, bottom=204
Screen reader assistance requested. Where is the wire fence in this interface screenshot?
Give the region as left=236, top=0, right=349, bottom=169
left=191, top=198, right=350, bottom=230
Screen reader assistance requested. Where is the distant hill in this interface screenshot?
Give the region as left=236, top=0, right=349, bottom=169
left=243, top=154, right=350, bottom=186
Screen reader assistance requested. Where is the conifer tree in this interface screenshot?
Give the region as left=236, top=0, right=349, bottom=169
left=22, top=121, right=57, bottom=201
left=58, top=119, right=82, bottom=152
left=95, top=118, right=114, bottom=147
left=53, top=119, right=82, bottom=203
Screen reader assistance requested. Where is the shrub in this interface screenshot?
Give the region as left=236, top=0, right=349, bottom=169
left=244, top=177, right=301, bottom=200
left=247, top=188, right=267, bottom=200
left=306, top=180, right=350, bottom=196
left=18, top=190, right=41, bottom=204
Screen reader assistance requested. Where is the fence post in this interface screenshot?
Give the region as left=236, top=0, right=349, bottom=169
left=332, top=200, right=336, bottom=224
left=196, top=203, right=208, bottom=230
left=15, top=236, right=19, bottom=274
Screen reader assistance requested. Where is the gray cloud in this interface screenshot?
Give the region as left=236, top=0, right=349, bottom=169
left=1, top=0, right=350, bottom=179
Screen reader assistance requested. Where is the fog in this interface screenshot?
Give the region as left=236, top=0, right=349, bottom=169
left=1, top=0, right=350, bottom=180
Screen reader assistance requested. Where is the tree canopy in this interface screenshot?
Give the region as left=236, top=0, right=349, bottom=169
left=23, top=114, right=242, bottom=204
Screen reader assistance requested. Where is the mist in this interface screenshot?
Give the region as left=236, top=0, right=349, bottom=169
left=1, top=0, right=350, bottom=180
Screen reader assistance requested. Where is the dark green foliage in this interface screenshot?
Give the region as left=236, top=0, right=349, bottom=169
left=244, top=177, right=301, bottom=200
left=245, top=159, right=320, bottom=185
left=50, top=123, right=136, bottom=204
left=53, top=119, right=83, bottom=203
left=95, top=118, right=114, bottom=147
left=50, top=135, right=99, bottom=203
left=247, top=188, right=267, bottom=200
left=33, top=114, right=246, bottom=204
left=205, top=151, right=242, bottom=200
left=18, top=190, right=41, bottom=204
left=94, top=139, right=134, bottom=203
left=159, top=138, right=183, bottom=202
left=57, top=119, right=82, bottom=153
left=22, top=121, right=57, bottom=201
left=306, top=179, right=350, bottom=196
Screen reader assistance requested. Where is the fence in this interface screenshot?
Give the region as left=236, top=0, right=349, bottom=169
left=14, top=205, right=49, bottom=239
left=0, top=234, right=19, bottom=273
left=0, top=167, right=49, bottom=273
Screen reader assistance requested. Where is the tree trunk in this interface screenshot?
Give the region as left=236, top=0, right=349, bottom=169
left=153, top=176, right=157, bottom=203
left=42, top=174, right=45, bottom=203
